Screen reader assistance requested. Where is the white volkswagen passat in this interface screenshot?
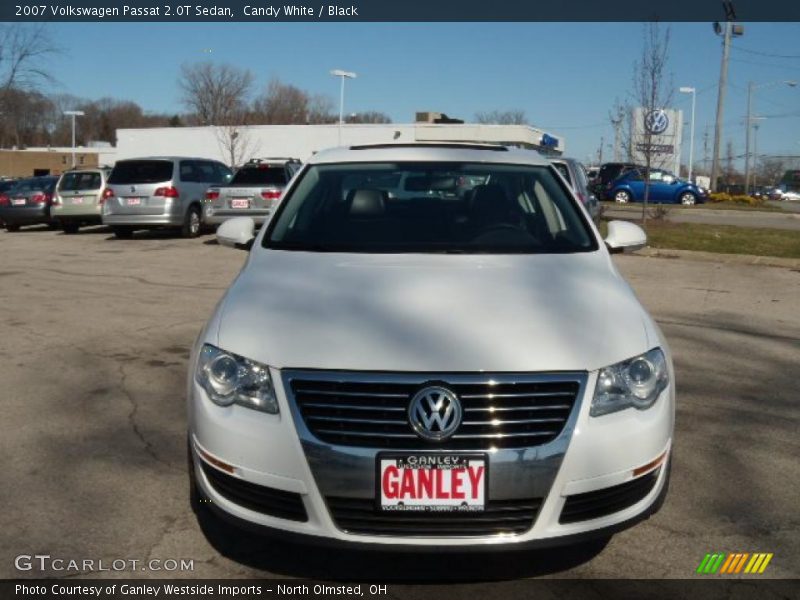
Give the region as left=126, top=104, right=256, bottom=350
left=188, top=143, right=674, bottom=549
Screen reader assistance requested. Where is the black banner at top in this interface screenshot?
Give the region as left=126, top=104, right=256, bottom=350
left=3, top=0, right=800, bottom=22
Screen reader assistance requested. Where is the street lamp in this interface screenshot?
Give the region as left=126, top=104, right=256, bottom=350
left=745, top=80, right=797, bottom=194
left=330, top=69, right=357, bottom=146
left=63, top=110, right=85, bottom=168
left=679, top=87, right=696, bottom=183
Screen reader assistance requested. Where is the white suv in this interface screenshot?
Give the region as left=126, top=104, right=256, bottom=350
left=188, top=143, right=674, bottom=550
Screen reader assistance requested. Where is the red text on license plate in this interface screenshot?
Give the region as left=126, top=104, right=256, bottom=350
left=126, top=197, right=141, bottom=206
left=379, top=455, right=486, bottom=511
left=231, top=198, right=249, bottom=209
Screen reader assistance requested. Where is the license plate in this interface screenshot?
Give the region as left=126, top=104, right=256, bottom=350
left=378, top=454, right=486, bottom=512
left=231, top=198, right=250, bottom=209
left=11, top=198, right=25, bottom=206
left=71, top=197, right=84, bottom=204
left=126, top=197, right=142, bottom=206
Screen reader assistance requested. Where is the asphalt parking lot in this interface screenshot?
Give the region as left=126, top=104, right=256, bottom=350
left=1, top=225, right=798, bottom=582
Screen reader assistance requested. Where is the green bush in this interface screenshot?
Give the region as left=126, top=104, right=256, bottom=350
left=708, top=192, right=765, bottom=206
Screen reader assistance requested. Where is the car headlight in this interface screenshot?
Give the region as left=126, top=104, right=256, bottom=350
left=195, top=344, right=278, bottom=414
left=591, top=348, right=668, bottom=417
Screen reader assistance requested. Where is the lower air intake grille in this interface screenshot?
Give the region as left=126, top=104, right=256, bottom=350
left=325, top=496, right=542, bottom=536
left=290, top=374, right=581, bottom=450
left=200, top=460, right=308, bottom=522
left=559, top=468, right=660, bottom=524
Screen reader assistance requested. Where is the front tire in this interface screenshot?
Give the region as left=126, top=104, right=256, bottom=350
left=181, top=206, right=202, bottom=239
left=614, top=190, right=632, bottom=204
left=680, top=192, right=696, bottom=206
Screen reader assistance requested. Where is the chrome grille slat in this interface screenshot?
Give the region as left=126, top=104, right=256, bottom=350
left=460, top=391, right=575, bottom=399
left=291, top=373, right=581, bottom=450
left=307, top=415, right=408, bottom=425
left=298, top=389, right=408, bottom=398
left=452, top=431, right=557, bottom=439
left=315, top=429, right=417, bottom=439
left=461, top=417, right=565, bottom=426
left=301, top=403, right=407, bottom=412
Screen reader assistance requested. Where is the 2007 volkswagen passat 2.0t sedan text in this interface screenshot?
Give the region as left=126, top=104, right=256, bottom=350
left=188, top=143, right=674, bottom=550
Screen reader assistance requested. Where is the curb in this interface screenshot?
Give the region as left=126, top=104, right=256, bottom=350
left=633, top=247, right=800, bottom=269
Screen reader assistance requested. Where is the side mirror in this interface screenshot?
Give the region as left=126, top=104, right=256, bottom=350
left=217, top=217, right=255, bottom=250
left=605, top=220, right=647, bottom=254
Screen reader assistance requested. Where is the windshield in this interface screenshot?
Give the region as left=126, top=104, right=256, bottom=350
left=108, top=160, right=173, bottom=184
left=264, top=162, right=596, bottom=254
left=231, top=166, right=287, bottom=186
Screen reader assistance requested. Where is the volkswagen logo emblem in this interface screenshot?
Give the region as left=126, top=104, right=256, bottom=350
left=644, top=109, right=669, bottom=135
left=408, top=386, right=463, bottom=442
left=130, top=186, right=136, bottom=193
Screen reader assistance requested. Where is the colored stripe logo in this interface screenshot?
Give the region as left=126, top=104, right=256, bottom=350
left=696, top=552, right=773, bottom=574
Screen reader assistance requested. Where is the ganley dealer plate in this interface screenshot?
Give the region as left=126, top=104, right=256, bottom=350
left=378, top=454, right=487, bottom=512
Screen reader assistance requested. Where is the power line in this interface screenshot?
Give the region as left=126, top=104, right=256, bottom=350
left=731, top=45, right=800, bottom=60
left=729, top=57, right=800, bottom=72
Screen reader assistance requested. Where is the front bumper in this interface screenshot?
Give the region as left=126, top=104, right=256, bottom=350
left=188, top=369, right=673, bottom=548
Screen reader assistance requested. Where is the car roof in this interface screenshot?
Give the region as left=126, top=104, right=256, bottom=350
left=115, top=156, right=219, bottom=162
left=307, top=143, right=552, bottom=166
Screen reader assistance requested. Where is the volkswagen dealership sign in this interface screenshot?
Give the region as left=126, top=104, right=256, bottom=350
left=630, top=107, right=683, bottom=173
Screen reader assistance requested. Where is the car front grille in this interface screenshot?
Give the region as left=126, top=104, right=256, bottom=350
left=559, top=468, right=661, bottom=524
left=325, top=496, right=542, bottom=536
left=289, top=374, right=582, bottom=450
left=200, top=460, right=308, bottom=522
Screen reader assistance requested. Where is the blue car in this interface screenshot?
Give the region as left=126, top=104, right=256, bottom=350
left=608, top=169, right=706, bottom=205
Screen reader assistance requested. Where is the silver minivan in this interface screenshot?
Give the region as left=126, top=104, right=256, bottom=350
left=102, top=157, right=232, bottom=238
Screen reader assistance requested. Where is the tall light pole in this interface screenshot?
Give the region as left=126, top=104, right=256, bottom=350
left=330, top=69, right=356, bottom=146
left=745, top=80, right=797, bottom=194
left=679, top=87, right=696, bottom=183
left=63, top=110, right=85, bottom=168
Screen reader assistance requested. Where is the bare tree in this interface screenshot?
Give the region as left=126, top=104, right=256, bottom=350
left=178, top=62, right=253, bottom=126
left=630, top=23, right=673, bottom=223
left=215, top=123, right=259, bottom=169
left=474, top=110, right=528, bottom=125
left=0, top=24, right=60, bottom=92
left=307, top=94, right=337, bottom=124
left=0, top=24, right=61, bottom=147
left=755, top=157, right=786, bottom=187
left=253, top=78, right=309, bottom=124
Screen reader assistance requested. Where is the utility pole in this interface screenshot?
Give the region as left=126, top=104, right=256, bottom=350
left=598, top=136, right=604, bottom=164
left=744, top=81, right=753, bottom=194
left=710, top=4, right=743, bottom=192
left=611, top=115, right=622, bottom=162
left=753, top=121, right=760, bottom=190
left=702, top=126, right=710, bottom=175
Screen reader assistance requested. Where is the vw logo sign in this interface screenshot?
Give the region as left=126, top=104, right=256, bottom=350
left=644, top=109, right=669, bottom=135
left=408, top=386, right=463, bottom=441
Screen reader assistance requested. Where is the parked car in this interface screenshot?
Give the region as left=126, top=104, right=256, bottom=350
left=188, top=143, right=674, bottom=550
left=550, top=157, right=599, bottom=218
left=593, top=162, right=640, bottom=200
left=609, top=168, right=707, bottom=205
left=101, top=157, right=233, bottom=238
left=0, top=176, right=59, bottom=232
left=0, top=179, right=18, bottom=226
left=52, top=167, right=111, bottom=234
left=203, top=158, right=301, bottom=228
left=781, top=190, right=800, bottom=202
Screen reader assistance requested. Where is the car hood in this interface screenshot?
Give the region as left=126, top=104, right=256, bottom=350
left=216, top=250, right=652, bottom=373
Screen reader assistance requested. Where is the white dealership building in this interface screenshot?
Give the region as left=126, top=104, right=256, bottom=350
left=114, top=116, right=565, bottom=166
